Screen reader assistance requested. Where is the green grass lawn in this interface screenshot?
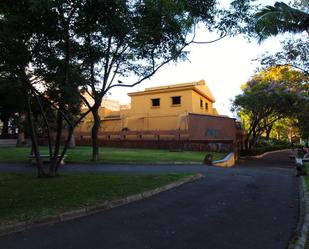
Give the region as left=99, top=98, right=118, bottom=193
left=0, top=146, right=226, bottom=164
left=0, top=172, right=191, bottom=225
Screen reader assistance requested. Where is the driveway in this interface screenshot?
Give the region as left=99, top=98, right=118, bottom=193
left=0, top=150, right=299, bottom=249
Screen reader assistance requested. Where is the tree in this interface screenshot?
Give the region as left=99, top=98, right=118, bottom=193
left=255, top=1, right=309, bottom=41
left=0, top=0, right=89, bottom=176
left=294, top=91, right=309, bottom=143
left=254, top=0, right=309, bottom=143
left=232, top=66, right=306, bottom=148
left=270, top=118, right=300, bottom=142
left=0, top=0, right=254, bottom=175
left=259, top=38, right=309, bottom=75
left=75, top=0, right=255, bottom=161
left=76, top=0, right=215, bottom=161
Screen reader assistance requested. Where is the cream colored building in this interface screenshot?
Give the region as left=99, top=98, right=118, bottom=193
left=75, top=80, right=219, bottom=134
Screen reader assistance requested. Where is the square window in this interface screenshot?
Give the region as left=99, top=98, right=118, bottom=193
left=172, top=96, right=181, bottom=105
left=151, top=98, right=160, bottom=107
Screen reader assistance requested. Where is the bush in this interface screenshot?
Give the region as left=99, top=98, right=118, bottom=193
left=240, top=144, right=290, bottom=157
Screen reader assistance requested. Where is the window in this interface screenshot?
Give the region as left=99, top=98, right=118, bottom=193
left=151, top=98, right=160, bottom=107
left=171, top=96, right=181, bottom=105
left=200, top=99, right=203, bottom=108
left=205, top=102, right=208, bottom=110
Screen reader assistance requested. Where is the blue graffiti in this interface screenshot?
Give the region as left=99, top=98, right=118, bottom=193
left=206, top=129, right=219, bottom=138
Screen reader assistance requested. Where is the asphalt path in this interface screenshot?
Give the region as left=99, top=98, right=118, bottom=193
left=0, top=150, right=299, bottom=249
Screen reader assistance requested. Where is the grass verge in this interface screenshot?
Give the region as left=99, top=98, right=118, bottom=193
left=0, top=146, right=225, bottom=164
left=0, top=172, right=192, bottom=225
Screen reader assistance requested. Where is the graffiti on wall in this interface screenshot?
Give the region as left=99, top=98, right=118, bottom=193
left=205, top=128, right=220, bottom=138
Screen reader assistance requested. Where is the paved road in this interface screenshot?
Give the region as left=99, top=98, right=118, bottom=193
left=0, top=150, right=299, bottom=249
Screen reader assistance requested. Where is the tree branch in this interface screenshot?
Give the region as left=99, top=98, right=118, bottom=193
left=191, top=32, right=227, bottom=44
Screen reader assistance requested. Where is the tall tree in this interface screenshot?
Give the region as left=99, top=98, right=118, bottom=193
left=0, top=0, right=89, bottom=176
left=75, top=0, right=254, bottom=161
left=0, top=0, right=254, bottom=174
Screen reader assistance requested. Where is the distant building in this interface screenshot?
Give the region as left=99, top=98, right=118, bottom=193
left=75, top=80, right=245, bottom=160
left=76, top=80, right=221, bottom=133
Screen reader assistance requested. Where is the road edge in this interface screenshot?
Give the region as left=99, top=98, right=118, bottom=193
left=239, top=149, right=290, bottom=159
left=289, top=177, right=309, bottom=249
left=0, top=173, right=204, bottom=237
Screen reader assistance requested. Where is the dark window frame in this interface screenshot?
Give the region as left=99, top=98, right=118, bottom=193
left=151, top=98, right=160, bottom=107
left=171, top=96, right=181, bottom=105
left=205, top=102, right=209, bottom=110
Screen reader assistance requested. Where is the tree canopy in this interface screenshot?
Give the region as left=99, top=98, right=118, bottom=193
left=232, top=66, right=308, bottom=148
left=259, top=38, right=309, bottom=75
left=0, top=0, right=254, bottom=175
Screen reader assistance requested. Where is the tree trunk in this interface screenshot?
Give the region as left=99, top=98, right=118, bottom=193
left=31, top=88, right=53, bottom=160
left=16, top=113, right=26, bottom=146
left=22, top=81, right=45, bottom=177
left=249, top=131, right=258, bottom=149
left=49, top=108, right=63, bottom=176
left=69, top=132, right=76, bottom=148
left=277, top=129, right=281, bottom=141
left=244, top=136, right=250, bottom=150
left=16, top=132, right=25, bottom=146
left=265, top=127, right=272, bottom=140
left=91, top=104, right=101, bottom=161
left=55, top=126, right=74, bottom=173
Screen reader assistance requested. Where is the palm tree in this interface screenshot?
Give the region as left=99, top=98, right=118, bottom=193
left=255, top=2, right=309, bottom=41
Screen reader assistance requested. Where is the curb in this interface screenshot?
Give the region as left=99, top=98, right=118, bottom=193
left=77, top=162, right=203, bottom=165
left=289, top=177, right=309, bottom=249
left=212, top=152, right=235, bottom=168
left=0, top=173, right=204, bottom=237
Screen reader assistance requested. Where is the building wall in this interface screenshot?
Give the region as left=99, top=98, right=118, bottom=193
left=188, top=113, right=237, bottom=142
left=76, top=80, right=219, bottom=134
left=130, top=89, right=194, bottom=116
left=191, top=91, right=214, bottom=114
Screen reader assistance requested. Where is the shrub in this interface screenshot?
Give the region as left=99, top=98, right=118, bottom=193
left=240, top=144, right=290, bottom=156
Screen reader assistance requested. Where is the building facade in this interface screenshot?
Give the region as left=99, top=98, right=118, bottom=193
left=76, top=80, right=220, bottom=134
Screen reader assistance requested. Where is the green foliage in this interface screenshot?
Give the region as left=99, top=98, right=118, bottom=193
left=297, top=102, right=309, bottom=139
left=259, top=38, right=309, bottom=75
left=233, top=66, right=307, bottom=148
left=255, top=1, right=309, bottom=41
left=0, top=0, right=255, bottom=171
left=270, top=118, right=299, bottom=141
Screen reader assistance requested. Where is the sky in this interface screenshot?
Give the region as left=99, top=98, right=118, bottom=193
left=109, top=0, right=291, bottom=117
